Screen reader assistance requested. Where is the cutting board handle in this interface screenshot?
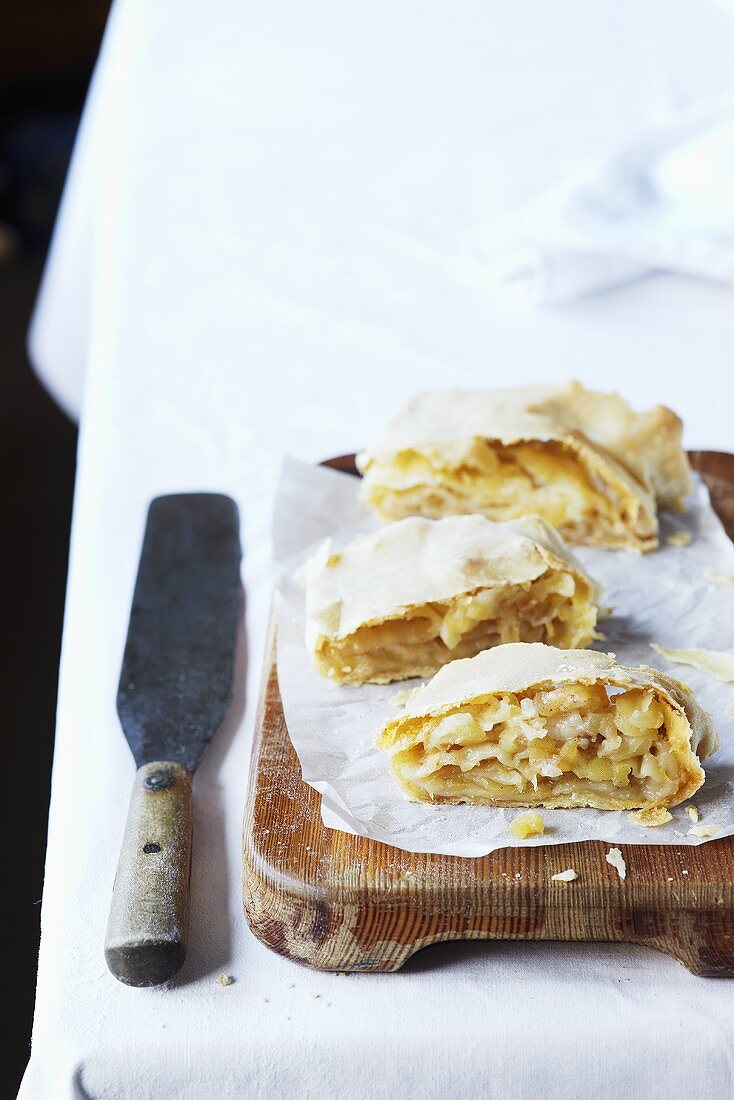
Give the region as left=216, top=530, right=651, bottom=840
left=105, top=761, right=193, bottom=986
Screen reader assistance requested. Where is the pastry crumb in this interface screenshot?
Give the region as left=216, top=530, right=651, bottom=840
left=629, top=806, right=672, bottom=827
left=390, top=688, right=416, bottom=707
left=551, top=869, right=578, bottom=882
left=689, top=823, right=720, bottom=839
left=509, top=811, right=545, bottom=839
left=216, top=974, right=234, bottom=987
left=667, top=532, right=692, bottom=548
left=704, top=569, right=734, bottom=586
left=686, top=805, right=700, bottom=823
left=650, top=643, right=734, bottom=683
left=605, top=847, right=627, bottom=880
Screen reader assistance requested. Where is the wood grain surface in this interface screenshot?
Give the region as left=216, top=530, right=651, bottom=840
left=242, top=451, right=734, bottom=975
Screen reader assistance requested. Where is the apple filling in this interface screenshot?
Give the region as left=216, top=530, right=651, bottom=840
left=362, top=439, right=655, bottom=550
left=380, top=682, right=700, bottom=809
left=315, top=570, right=597, bottom=685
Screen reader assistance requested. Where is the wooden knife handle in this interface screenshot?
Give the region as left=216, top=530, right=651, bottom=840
left=105, top=761, right=193, bottom=986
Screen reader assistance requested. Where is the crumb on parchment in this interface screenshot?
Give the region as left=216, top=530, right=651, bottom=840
left=216, top=974, right=234, bottom=986
left=704, top=570, right=734, bottom=586
left=605, top=848, right=627, bottom=880
left=551, top=869, right=578, bottom=883
left=390, top=688, right=416, bottom=707
left=686, top=805, right=700, bottom=823
left=650, top=643, right=734, bottom=683
left=509, top=811, right=545, bottom=839
left=667, top=532, right=692, bottom=548
left=629, top=806, right=672, bottom=827
left=689, top=823, right=720, bottom=839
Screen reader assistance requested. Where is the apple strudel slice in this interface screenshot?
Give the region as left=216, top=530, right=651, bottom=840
left=301, top=515, right=601, bottom=685
left=357, top=381, right=692, bottom=551
left=378, top=643, right=717, bottom=809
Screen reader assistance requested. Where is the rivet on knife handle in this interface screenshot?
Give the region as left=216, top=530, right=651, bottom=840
left=105, top=761, right=193, bottom=986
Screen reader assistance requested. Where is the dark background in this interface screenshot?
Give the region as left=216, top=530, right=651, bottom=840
left=2, top=3, right=110, bottom=1094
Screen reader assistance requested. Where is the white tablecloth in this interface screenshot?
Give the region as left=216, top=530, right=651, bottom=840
left=21, top=2, right=734, bottom=1097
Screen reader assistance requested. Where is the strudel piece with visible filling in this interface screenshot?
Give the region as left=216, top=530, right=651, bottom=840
left=378, top=643, right=717, bottom=808
left=301, top=515, right=601, bottom=685
left=357, top=382, right=692, bottom=551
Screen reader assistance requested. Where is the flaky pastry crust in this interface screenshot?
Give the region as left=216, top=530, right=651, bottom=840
left=301, top=516, right=601, bottom=684
left=378, top=643, right=717, bottom=809
left=357, top=382, right=692, bottom=551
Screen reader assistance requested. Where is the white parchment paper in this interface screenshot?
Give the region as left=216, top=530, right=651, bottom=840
left=273, top=457, right=734, bottom=856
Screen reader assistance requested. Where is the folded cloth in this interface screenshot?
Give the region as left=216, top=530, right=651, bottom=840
left=491, top=101, right=734, bottom=304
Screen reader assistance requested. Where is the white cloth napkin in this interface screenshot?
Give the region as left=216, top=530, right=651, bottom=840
left=492, top=101, right=734, bottom=304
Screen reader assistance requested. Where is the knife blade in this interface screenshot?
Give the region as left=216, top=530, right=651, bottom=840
left=104, top=493, right=241, bottom=987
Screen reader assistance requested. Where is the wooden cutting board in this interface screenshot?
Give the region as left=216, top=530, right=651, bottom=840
left=242, top=451, right=734, bottom=976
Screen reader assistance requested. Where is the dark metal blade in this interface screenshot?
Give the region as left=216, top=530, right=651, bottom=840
left=117, top=494, right=241, bottom=771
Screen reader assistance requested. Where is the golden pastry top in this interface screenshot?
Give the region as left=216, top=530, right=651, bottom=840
left=301, top=514, right=599, bottom=643
left=357, top=381, right=692, bottom=508
left=391, top=642, right=718, bottom=762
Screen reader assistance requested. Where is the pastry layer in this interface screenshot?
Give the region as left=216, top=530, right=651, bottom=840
left=357, top=382, right=692, bottom=551
left=378, top=643, right=717, bottom=809
left=301, top=516, right=600, bottom=685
